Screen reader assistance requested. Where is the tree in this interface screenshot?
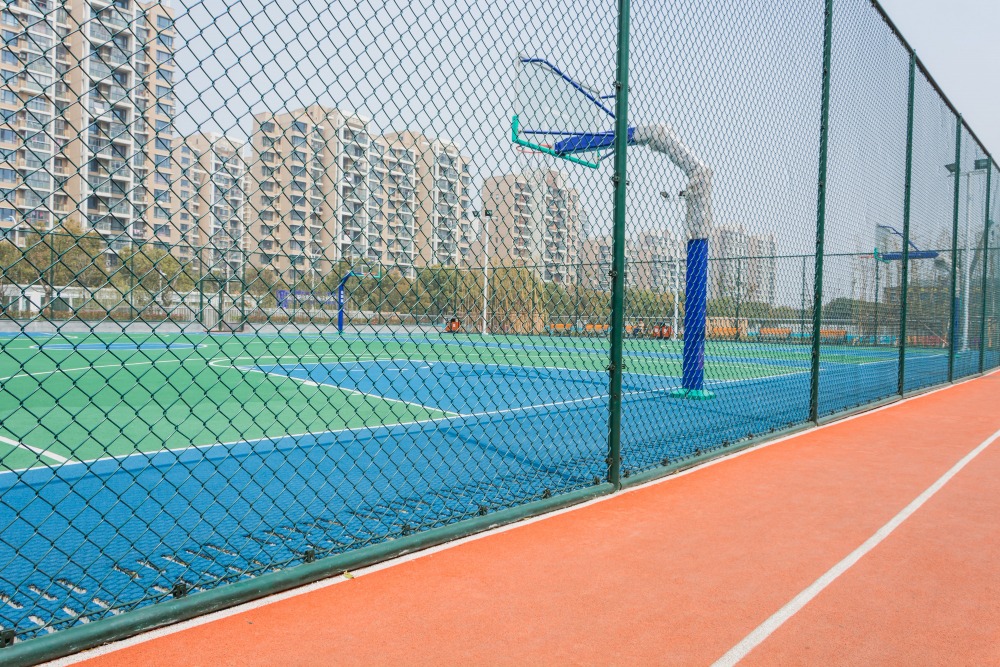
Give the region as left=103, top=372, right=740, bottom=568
left=109, top=245, right=196, bottom=308
left=6, top=221, right=109, bottom=309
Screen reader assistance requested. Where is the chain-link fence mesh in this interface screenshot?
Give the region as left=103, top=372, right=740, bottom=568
left=0, top=0, right=996, bottom=654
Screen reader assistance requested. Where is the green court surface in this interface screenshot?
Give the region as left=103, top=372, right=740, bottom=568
left=0, top=329, right=917, bottom=472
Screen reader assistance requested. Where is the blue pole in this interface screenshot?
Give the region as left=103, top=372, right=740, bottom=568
left=337, top=281, right=346, bottom=333
left=672, top=238, right=714, bottom=399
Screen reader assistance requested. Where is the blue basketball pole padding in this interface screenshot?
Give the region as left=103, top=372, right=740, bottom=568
left=337, top=271, right=361, bottom=334
left=671, top=238, right=715, bottom=399
left=337, top=282, right=346, bottom=333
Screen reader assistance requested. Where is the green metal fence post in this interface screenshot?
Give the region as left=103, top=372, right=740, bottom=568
left=948, top=116, right=962, bottom=382
left=897, top=51, right=916, bottom=394
left=980, top=160, right=993, bottom=373
left=607, top=0, right=632, bottom=488
left=809, top=0, right=835, bottom=423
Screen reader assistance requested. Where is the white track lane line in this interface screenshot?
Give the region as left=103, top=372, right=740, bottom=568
left=0, top=435, right=70, bottom=464
left=712, top=424, right=1000, bottom=667
left=43, top=369, right=999, bottom=666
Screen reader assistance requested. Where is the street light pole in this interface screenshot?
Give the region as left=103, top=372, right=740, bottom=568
left=660, top=190, right=683, bottom=341
left=672, top=255, right=679, bottom=340
left=946, top=158, right=988, bottom=351
left=479, top=209, right=492, bottom=335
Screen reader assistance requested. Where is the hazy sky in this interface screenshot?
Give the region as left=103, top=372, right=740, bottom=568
left=880, top=0, right=1000, bottom=153
left=159, top=0, right=994, bottom=306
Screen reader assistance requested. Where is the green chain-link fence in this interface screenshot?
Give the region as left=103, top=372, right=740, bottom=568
left=0, top=0, right=997, bottom=660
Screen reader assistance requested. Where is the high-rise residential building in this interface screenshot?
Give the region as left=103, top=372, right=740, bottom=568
left=368, top=134, right=417, bottom=277
left=580, top=230, right=682, bottom=292
left=710, top=224, right=748, bottom=303
left=379, top=131, right=473, bottom=270
left=246, top=105, right=367, bottom=284
left=710, top=224, right=778, bottom=304
left=0, top=0, right=176, bottom=252
left=245, top=108, right=474, bottom=284
left=481, top=169, right=581, bottom=284
left=156, top=133, right=247, bottom=278
left=747, top=233, right=777, bottom=305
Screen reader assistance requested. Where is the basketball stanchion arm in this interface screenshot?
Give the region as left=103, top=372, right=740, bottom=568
left=633, top=125, right=716, bottom=399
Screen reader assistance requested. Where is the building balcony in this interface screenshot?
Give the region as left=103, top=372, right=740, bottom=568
left=88, top=61, right=113, bottom=80
left=110, top=201, right=131, bottom=217
left=88, top=23, right=113, bottom=43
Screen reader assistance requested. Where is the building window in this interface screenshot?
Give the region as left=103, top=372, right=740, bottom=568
left=157, top=16, right=173, bottom=30
left=291, top=121, right=307, bottom=134
left=260, top=121, right=275, bottom=134
left=154, top=206, right=169, bottom=219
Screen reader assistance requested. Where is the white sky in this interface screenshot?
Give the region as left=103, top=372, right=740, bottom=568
left=880, top=0, right=1000, bottom=153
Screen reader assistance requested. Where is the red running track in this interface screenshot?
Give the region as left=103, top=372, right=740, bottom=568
left=60, top=372, right=1000, bottom=666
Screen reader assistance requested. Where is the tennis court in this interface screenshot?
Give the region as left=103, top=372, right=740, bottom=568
left=0, top=328, right=991, bottom=638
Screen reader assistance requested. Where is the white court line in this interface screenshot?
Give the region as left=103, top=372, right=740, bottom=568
left=857, top=353, right=947, bottom=367
left=0, top=435, right=70, bottom=464
left=0, top=358, right=189, bottom=384
left=712, top=423, right=1000, bottom=667
left=246, top=366, right=463, bottom=418
left=46, top=368, right=1000, bottom=667
left=0, top=359, right=812, bottom=477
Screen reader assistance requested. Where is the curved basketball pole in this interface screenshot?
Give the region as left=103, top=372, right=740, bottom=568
left=632, top=125, right=716, bottom=398
left=512, top=57, right=715, bottom=396
left=547, top=122, right=717, bottom=397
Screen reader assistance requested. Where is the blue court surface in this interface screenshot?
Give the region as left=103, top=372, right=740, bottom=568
left=0, top=334, right=994, bottom=639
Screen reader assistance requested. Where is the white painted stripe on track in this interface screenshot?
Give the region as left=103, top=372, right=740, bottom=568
left=44, top=368, right=1000, bottom=666
left=0, top=435, right=71, bottom=464
left=712, top=424, right=1000, bottom=666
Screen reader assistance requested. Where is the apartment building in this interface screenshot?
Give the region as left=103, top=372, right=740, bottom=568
left=710, top=224, right=778, bottom=305
left=581, top=230, right=682, bottom=292
left=369, top=134, right=418, bottom=277
left=481, top=169, right=581, bottom=284
left=379, top=131, right=473, bottom=271
left=246, top=105, right=363, bottom=284
left=0, top=0, right=176, bottom=252
left=746, top=233, right=777, bottom=305
left=244, top=107, right=474, bottom=284
left=158, top=133, right=246, bottom=278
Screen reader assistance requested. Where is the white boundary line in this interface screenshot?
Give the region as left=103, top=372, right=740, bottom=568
left=245, top=365, right=462, bottom=417
left=0, top=356, right=946, bottom=477
left=0, top=435, right=70, bottom=464
left=712, top=423, right=1000, bottom=667
left=43, top=368, right=999, bottom=666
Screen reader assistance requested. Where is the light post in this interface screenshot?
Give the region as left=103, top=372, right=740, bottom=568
left=945, top=157, right=989, bottom=350
left=476, top=209, right=493, bottom=335
left=660, top=190, right=685, bottom=341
